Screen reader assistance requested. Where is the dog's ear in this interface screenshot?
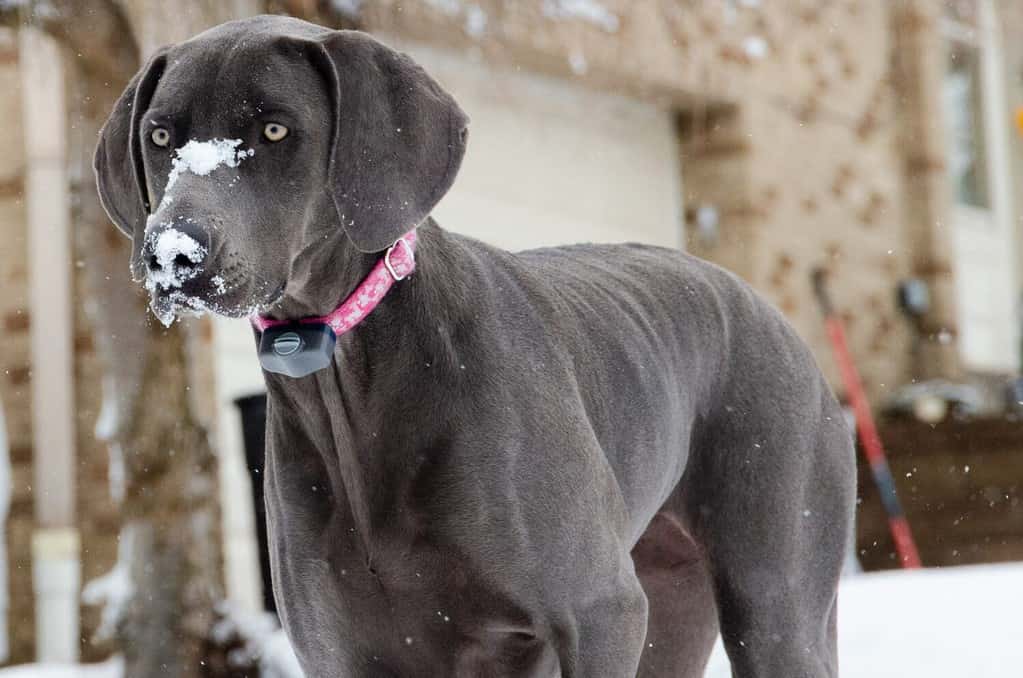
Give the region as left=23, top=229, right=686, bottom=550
left=94, top=48, right=169, bottom=273
left=314, top=31, right=469, bottom=253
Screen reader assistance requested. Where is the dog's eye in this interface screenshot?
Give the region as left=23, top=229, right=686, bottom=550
left=150, top=127, right=171, bottom=147
left=263, top=122, right=289, bottom=142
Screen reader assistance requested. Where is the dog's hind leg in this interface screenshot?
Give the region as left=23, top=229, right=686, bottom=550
left=683, top=385, right=855, bottom=678
left=633, top=511, right=719, bottom=678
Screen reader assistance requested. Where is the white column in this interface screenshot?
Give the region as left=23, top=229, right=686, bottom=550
left=19, top=26, right=80, bottom=664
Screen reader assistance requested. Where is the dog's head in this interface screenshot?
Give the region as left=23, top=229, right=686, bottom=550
left=95, top=15, right=468, bottom=325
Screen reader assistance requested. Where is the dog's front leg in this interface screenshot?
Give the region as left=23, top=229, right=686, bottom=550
left=552, top=554, right=649, bottom=678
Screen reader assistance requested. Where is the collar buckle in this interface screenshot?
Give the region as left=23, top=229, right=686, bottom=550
left=384, top=236, right=415, bottom=281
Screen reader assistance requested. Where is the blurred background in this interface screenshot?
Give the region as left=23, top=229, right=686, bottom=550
left=0, top=0, right=1022, bottom=676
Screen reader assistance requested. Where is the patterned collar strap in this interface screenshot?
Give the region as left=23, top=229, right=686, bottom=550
left=251, top=230, right=417, bottom=334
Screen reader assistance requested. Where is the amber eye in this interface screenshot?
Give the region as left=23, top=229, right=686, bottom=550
left=150, top=127, right=171, bottom=147
left=263, top=122, right=289, bottom=142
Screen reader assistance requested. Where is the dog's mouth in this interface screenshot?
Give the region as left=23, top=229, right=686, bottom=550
left=141, top=227, right=286, bottom=326
left=147, top=273, right=285, bottom=327
left=150, top=287, right=207, bottom=326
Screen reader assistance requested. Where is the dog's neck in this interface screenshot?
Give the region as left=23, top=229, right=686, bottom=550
left=260, top=220, right=480, bottom=561
left=267, top=233, right=385, bottom=322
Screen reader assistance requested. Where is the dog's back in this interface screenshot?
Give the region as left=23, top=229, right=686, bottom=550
left=425, top=227, right=847, bottom=544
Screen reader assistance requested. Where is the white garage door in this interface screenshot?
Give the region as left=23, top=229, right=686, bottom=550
left=213, top=42, right=684, bottom=609
left=415, top=43, right=684, bottom=250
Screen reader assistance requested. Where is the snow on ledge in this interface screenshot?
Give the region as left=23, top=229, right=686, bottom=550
left=542, top=0, right=619, bottom=33
left=328, top=0, right=362, bottom=19
left=212, top=603, right=303, bottom=678
left=0, top=656, right=123, bottom=678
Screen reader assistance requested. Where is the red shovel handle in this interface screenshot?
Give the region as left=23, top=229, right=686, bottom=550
left=812, top=268, right=922, bottom=568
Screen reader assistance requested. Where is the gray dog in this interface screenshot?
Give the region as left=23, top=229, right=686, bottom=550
left=95, top=15, right=854, bottom=678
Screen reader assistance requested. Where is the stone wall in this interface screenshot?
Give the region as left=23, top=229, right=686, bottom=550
left=0, top=25, right=123, bottom=665
left=316, top=0, right=1021, bottom=401
left=0, top=26, right=34, bottom=665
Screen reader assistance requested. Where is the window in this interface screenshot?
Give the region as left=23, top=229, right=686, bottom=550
left=942, top=1, right=990, bottom=209
left=943, top=41, right=990, bottom=208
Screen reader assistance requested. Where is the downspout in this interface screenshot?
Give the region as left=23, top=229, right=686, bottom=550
left=19, top=26, right=80, bottom=663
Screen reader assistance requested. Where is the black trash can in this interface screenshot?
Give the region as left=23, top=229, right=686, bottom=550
left=234, top=393, right=276, bottom=614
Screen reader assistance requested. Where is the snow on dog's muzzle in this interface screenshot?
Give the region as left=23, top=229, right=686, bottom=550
left=140, top=138, right=257, bottom=326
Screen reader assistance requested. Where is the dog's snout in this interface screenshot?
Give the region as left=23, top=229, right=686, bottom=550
left=143, top=220, right=209, bottom=282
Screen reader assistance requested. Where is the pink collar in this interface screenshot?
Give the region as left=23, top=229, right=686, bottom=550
left=251, top=231, right=417, bottom=334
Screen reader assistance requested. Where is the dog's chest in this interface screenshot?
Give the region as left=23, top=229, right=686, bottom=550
left=277, top=524, right=554, bottom=676
left=266, top=459, right=554, bottom=676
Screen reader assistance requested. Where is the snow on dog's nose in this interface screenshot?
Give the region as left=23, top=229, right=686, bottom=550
left=144, top=227, right=207, bottom=290
left=157, top=138, right=255, bottom=205
left=143, top=226, right=210, bottom=327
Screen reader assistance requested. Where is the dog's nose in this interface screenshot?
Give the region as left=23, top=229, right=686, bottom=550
left=143, top=223, right=209, bottom=281
left=148, top=249, right=198, bottom=272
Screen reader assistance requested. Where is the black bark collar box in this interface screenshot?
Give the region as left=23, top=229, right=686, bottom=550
left=258, top=324, right=337, bottom=378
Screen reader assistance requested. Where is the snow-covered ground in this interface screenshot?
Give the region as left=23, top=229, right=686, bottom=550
left=2, top=563, right=1021, bottom=677
left=706, top=562, right=1023, bottom=677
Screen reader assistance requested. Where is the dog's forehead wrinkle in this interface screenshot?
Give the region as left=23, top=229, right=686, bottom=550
left=152, top=81, right=317, bottom=142
left=156, top=55, right=264, bottom=120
